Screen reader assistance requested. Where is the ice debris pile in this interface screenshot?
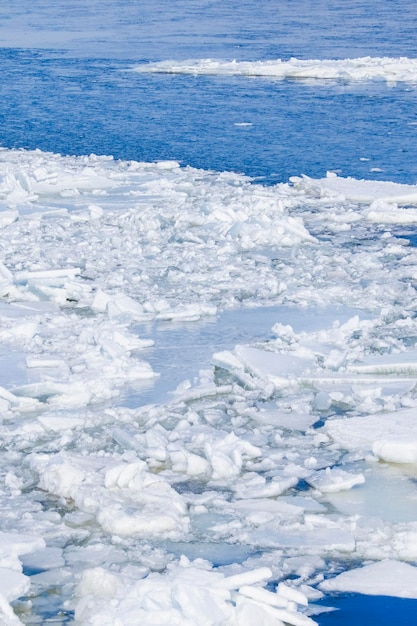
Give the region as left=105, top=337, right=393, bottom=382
left=75, top=562, right=315, bottom=626
left=1, top=149, right=417, bottom=622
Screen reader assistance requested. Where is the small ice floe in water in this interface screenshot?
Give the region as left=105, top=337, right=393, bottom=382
left=305, top=467, right=365, bottom=494
left=320, top=560, right=417, bottom=598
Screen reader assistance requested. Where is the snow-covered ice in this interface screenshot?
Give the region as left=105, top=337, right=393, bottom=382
left=2, top=148, right=417, bottom=621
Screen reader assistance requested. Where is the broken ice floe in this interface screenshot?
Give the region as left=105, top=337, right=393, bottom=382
left=134, top=56, right=417, bottom=84
left=320, top=560, right=417, bottom=598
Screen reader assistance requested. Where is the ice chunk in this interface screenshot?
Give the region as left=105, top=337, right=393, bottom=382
left=305, top=467, right=365, bottom=493
left=37, top=414, right=85, bottom=432
left=372, top=439, right=417, bottom=464
left=0, top=532, right=45, bottom=622
left=319, top=560, right=417, bottom=598
left=106, top=294, right=146, bottom=319
left=292, top=173, right=417, bottom=205
left=20, top=547, right=65, bottom=572
left=31, top=453, right=189, bottom=539
left=204, top=432, right=261, bottom=480
left=213, top=345, right=312, bottom=390
left=347, top=351, right=417, bottom=376
left=0, top=210, right=18, bottom=228
left=0, top=533, right=45, bottom=564
left=214, top=567, right=272, bottom=589
left=326, top=407, right=417, bottom=459
left=0, top=569, right=30, bottom=602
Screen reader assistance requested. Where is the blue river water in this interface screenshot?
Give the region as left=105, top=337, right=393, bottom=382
left=1, top=1, right=417, bottom=185
left=1, top=1, right=417, bottom=623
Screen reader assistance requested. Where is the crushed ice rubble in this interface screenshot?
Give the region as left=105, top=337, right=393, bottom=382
left=1, top=149, right=417, bottom=623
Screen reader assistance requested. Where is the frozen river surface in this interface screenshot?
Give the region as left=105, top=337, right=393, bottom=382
left=1, top=1, right=417, bottom=625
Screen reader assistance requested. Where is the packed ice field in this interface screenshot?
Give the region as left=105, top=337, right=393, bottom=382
left=1, top=145, right=417, bottom=624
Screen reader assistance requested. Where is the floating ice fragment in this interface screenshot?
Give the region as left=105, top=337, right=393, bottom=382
left=15, top=268, right=81, bottom=287
left=291, top=173, right=417, bottom=205
left=37, top=414, right=85, bottom=432
left=215, top=566, right=272, bottom=590
left=347, top=351, right=417, bottom=376
left=25, top=357, right=68, bottom=370
left=76, top=566, right=121, bottom=599
left=88, top=203, right=104, bottom=219
left=204, top=432, right=261, bottom=480
left=326, top=407, right=417, bottom=459
left=0, top=210, right=18, bottom=228
left=20, top=547, right=65, bottom=572
left=312, top=391, right=331, bottom=411
left=134, top=56, right=417, bottom=84
left=305, top=467, right=365, bottom=493
left=105, top=294, right=146, bottom=320
left=156, top=304, right=217, bottom=322
left=213, top=345, right=312, bottom=391
left=232, top=474, right=298, bottom=499
left=372, top=439, right=417, bottom=464
left=319, top=560, right=417, bottom=598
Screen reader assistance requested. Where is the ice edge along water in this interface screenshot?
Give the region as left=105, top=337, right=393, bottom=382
left=133, top=56, right=417, bottom=83
left=1, top=148, right=417, bottom=623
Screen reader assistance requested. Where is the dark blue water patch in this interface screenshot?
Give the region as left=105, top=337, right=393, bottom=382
left=396, top=233, right=417, bottom=247
left=315, top=593, right=417, bottom=625
left=1, top=49, right=417, bottom=184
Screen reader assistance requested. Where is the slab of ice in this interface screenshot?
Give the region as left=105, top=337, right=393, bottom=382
left=249, top=527, right=355, bottom=552
left=326, top=408, right=417, bottom=462
left=134, top=56, right=417, bottom=83
left=347, top=351, right=417, bottom=376
left=323, top=462, right=417, bottom=523
left=213, top=345, right=313, bottom=391
left=305, top=467, right=365, bottom=493
left=320, top=560, right=417, bottom=598
left=291, top=173, right=417, bottom=206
